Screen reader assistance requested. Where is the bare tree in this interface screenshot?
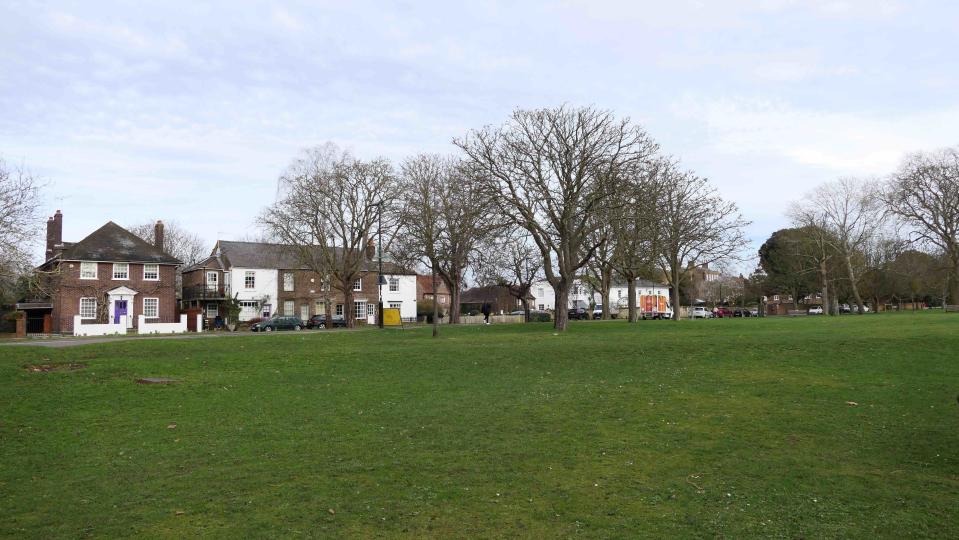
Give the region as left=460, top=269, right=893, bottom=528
left=0, top=159, right=44, bottom=288
left=792, top=178, right=884, bottom=314
left=883, top=147, right=959, bottom=304
left=582, top=210, right=616, bottom=320
left=456, top=105, right=658, bottom=331
left=394, top=154, right=495, bottom=326
left=611, top=159, right=664, bottom=322
left=657, top=162, right=750, bottom=320
left=475, top=228, right=544, bottom=321
left=259, top=143, right=398, bottom=328
left=127, top=220, right=208, bottom=266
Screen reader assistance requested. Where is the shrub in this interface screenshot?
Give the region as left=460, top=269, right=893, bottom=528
left=528, top=311, right=552, bottom=323
left=417, top=300, right=445, bottom=319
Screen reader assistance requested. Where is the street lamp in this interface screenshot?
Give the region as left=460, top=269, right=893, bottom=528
left=374, top=201, right=384, bottom=328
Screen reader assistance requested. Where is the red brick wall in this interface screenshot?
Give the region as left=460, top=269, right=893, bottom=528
left=276, top=269, right=385, bottom=320
left=52, top=261, right=178, bottom=333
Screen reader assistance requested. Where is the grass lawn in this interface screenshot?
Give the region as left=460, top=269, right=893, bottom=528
left=1, top=314, right=957, bottom=538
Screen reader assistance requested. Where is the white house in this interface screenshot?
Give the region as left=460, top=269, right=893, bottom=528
left=182, top=240, right=417, bottom=323
left=531, top=278, right=671, bottom=313
left=531, top=279, right=594, bottom=311
left=381, top=273, right=418, bottom=320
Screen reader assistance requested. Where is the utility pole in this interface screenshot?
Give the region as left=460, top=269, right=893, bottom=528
left=377, top=202, right=384, bottom=329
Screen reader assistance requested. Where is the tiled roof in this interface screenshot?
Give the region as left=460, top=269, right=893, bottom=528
left=216, top=241, right=414, bottom=274
left=54, top=222, right=181, bottom=265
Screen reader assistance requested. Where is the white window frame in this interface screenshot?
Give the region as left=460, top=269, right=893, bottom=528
left=206, top=303, right=218, bottom=318
left=80, top=262, right=97, bottom=280
left=388, top=276, right=399, bottom=292
left=335, top=304, right=344, bottom=316
left=143, top=297, right=159, bottom=318
left=143, top=264, right=159, bottom=281
left=283, top=300, right=295, bottom=316
left=367, top=303, right=376, bottom=316
left=389, top=302, right=401, bottom=309
left=112, top=263, right=129, bottom=280
left=283, top=272, right=294, bottom=292
left=353, top=279, right=362, bottom=291
left=244, top=271, right=255, bottom=289
left=354, top=301, right=366, bottom=319
left=206, top=271, right=218, bottom=290
left=79, top=297, right=97, bottom=319
left=314, top=300, right=325, bottom=314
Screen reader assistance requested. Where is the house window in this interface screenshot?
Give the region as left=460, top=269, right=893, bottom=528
left=143, top=298, right=159, bottom=318
left=206, top=303, right=218, bottom=318
left=143, top=264, right=159, bottom=280
left=283, top=300, right=295, bottom=316
left=112, top=263, right=129, bottom=280
left=314, top=300, right=325, bottom=314
left=353, top=279, right=362, bottom=291
left=538, top=304, right=545, bottom=311
left=245, top=271, right=255, bottom=289
left=617, top=290, right=623, bottom=299
left=389, top=277, right=399, bottom=292
left=572, top=285, right=580, bottom=295
left=354, top=301, right=366, bottom=319
left=335, top=304, right=344, bottom=316
left=79, top=297, right=96, bottom=319
left=536, top=287, right=544, bottom=298
left=439, top=296, right=446, bottom=304
left=389, top=302, right=401, bottom=309
left=80, top=262, right=97, bottom=279
left=261, top=304, right=271, bottom=317
left=283, top=272, right=294, bottom=292
left=367, top=303, right=376, bottom=316
left=206, top=271, right=218, bottom=290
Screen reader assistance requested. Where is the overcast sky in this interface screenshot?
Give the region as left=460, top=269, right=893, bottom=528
left=2, top=1, right=957, bottom=269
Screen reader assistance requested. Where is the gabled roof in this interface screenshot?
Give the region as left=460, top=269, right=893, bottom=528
left=416, top=274, right=451, bottom=294
left=181, top=255, right=224, bottom=273
left=52, top=222, right=180, bottom=265
left=214, top=240, right=414, bottom=275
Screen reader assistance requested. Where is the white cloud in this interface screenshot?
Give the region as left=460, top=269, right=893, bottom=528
left=673, top=96, right=959, bottom=175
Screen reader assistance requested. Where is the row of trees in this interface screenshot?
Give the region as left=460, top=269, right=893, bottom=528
left=261, top=105, right=750, bottom=332
left=759, top=146, right=959, bottom=313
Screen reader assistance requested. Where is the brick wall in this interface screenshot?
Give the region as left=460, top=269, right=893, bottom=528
left=276, top=269, right=387, bottom=320
left=52, top=261, right=178, bottom=333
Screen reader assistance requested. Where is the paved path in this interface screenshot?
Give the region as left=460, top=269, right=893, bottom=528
left=0, top=328, right=353, bottom=348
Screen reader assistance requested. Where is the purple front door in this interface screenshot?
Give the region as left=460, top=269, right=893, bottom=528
left=114, top=300, right=128, bottom=324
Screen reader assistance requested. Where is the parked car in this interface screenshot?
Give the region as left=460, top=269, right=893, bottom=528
left=591, top=304, right=619, bottom=319
left=731, top=308, right=752, bottom=317
left=691, top=306, right=711, bottom=319
left=839, top=304, right=871, bottom=314
left=568, top=306, right=589, bottom=320
left=749, top=307, right=759, bottom=317
left=808, top=306, right=824, bottom=315
left=250, top=316, right=305, bottom=332
left=713, top=307, right=733, bottom=318
left=306, top=314, right=347, bottom=329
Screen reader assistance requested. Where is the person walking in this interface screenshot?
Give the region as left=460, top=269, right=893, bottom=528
left=481, top=302, right=492, bottom=325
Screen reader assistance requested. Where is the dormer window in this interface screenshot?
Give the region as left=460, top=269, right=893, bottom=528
left=112, top=263, right=129, bottom=280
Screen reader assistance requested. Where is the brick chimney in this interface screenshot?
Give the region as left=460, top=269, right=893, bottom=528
left=45, top=210, right=63, bottom=259
left=154, top=220, right=165, bottom=251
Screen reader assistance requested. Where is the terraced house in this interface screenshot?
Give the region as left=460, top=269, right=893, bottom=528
left=181, top=240, right=417, bottom=324
left=25, top=211, right=181, bottom=334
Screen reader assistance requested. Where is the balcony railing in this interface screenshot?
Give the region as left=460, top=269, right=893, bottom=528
left=182, top=284, right=229, bottom=300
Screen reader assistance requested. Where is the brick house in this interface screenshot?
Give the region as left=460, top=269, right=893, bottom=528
left=416, top=274, right=451, bottom=307
left=32, top=211, right=181, bottom=334
left=460, top=285, right=533, bottom=315
left=181, top=240, right=418, bottom=323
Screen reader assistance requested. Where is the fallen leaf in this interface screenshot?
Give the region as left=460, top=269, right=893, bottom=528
left=328, top=508, right=335, bottom=515
left=846, top=401, right=858, bottom=406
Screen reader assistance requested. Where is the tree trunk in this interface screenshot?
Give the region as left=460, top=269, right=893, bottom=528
left=448, top=284, right=461, bottom=323
left=554, top=281, right=570, bottom=331
left=600, top=269, right=612, bottom=320
left=324, top=291, right=333, bottom=329
left=949, top=251, right=959, bottom=305
left=344, top=289, right=354, bottom=328
left=671, top=261, right=682, bottom=321
left=626, top=272, right=638, bottom=322
left=431, top=266, right=439, bottom=338
left=819, top=260, right=830, bottom=316
left=521, top=297, right=530, bottom=322
left=844, top=254, right=866, bottom=314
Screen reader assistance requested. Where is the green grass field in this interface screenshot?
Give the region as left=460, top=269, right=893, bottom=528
left=1, top=314, right=957, bottom=538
